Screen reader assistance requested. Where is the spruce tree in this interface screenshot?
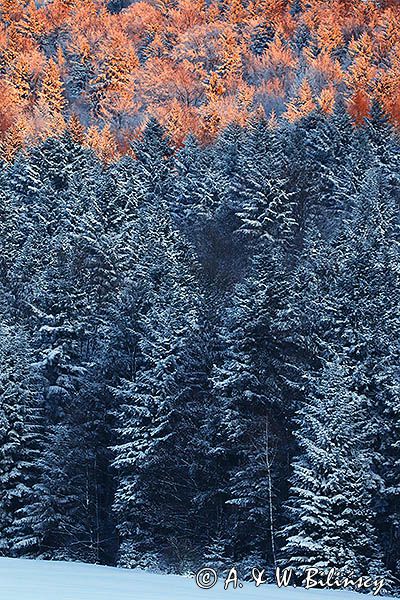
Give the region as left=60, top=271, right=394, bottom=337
left=0, top=323, right=44, bottom=556
left=112, top=200, right=204, bottom=572
left=282, top=360, right=386, bottom=579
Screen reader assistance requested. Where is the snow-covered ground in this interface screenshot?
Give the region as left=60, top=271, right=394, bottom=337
left=0, top=558, right=395, bottom=600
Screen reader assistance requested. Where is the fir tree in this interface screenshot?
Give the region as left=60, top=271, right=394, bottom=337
left=113, top=201, right=204, bottom=572
left=282, top=360, right=386, bottom=580
left=0, top=323, right=44, bottom=556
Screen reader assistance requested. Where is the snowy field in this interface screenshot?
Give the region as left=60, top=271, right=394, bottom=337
left=0, top=558, right=396, bottom=600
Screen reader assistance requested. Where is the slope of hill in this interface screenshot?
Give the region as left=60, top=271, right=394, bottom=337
left=1, top=0, right=400, bottom=160
left=0, top=558, right=395, bottom=600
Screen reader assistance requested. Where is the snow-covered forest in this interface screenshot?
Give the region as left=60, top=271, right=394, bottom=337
left=0, top=104, right=399, bottom=591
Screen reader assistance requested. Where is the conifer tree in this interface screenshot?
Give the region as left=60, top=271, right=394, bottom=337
left=113, top=200, right=204, bottom=571
left=282, top=360, right=386, bottom=579
left=236, top=118, right=296, bottom=245
left=0, top=323, right=44, bottom=556
left=209, top=242, right=299, bottom=570
left=334, top=167, right=400, bottom=578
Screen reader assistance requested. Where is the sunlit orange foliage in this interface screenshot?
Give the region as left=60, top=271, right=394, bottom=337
left=86, top=123, right=119, bottom=162
left=227, top=0, right=247, bottom=26
left=347, top=32, right=376, bottom=91
left=305, top=50, right=343, bottom=85
left=200, top=94, right=247, bottom=142
left=153, top=98, right=203, bottom=145
left=68, top=112, right=86, bottom=144
left=1, top=116, right=33, bottom=162
left=216, top=29, right=244, bottom=88
left=137, top=57, right=204, bottom=107
left=0, top=0, right=398, bottom=154
left=17, top=0, right=46, bottom=40
left=374, top=8, right=400, bottom=59
left=168, top=0, right=205, bottom=34
left=318, top=84, right=336, bottom=115
left=8, top=56, right=32, bottom=103
left=39, top=58, right=66, bottom=114
left=263, top=35, right=298, bottom=87
left=171, top=21, right=228, bottom=71
left=262, top=77, right=285, bottom=99
left=348, top=88, right=371, bottom=125
left=121, top=2, right=164, bottom=48
left=284, top=79, right=316, bottom=122
left=389, top=96, right=400, bottom=129
left=43, top=0, right=74, bottom=36
left=0, top=0, right=25, bottom=25
left=0, top=81, right=22, bottom=134
left=315, top=10, right=344, bottom=55
left=205, top=71, right=226, bottom=102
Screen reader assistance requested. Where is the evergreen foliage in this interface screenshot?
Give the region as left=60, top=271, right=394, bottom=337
left=0, top=111, right=398, bottom=589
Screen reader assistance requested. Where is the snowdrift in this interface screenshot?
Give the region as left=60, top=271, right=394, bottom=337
left=0, top=557, right=396, bottom=600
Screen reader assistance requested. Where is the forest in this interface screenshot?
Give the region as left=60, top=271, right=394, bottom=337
left=1, top=0, right=400, bottom=160
left=0, top=101, right=399, bottom=589
left=0, top=0, right=399, bottom=593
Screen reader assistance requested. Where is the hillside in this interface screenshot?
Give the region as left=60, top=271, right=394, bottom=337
left=1, top=0, right=400, bottom=160
left=0, top=558, right=395, bottom=600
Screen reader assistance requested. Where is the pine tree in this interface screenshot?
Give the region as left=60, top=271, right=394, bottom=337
left=0, top=323, right=44, bottom=556
left=285, top=161, right=400, bottom=583
left=130, top=118, right=173, bottom=204
left=68, top=113, right=86, bottom=145
left=284, top=79, right=316, bottom=123
left=112, top=200, right=204, bottom=572
left=236, top=118, right=296, bottom=246
left=30, top=179, right=119, bottom=562
left=4, top=138, right=117, bottom=562
left=209, top=243, right=299, bottom=570
left=333, top=167, right=400, bottom=579
left=282, top=360, right=386, bottom=579
left=250, top=22, right=275, bottom=56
